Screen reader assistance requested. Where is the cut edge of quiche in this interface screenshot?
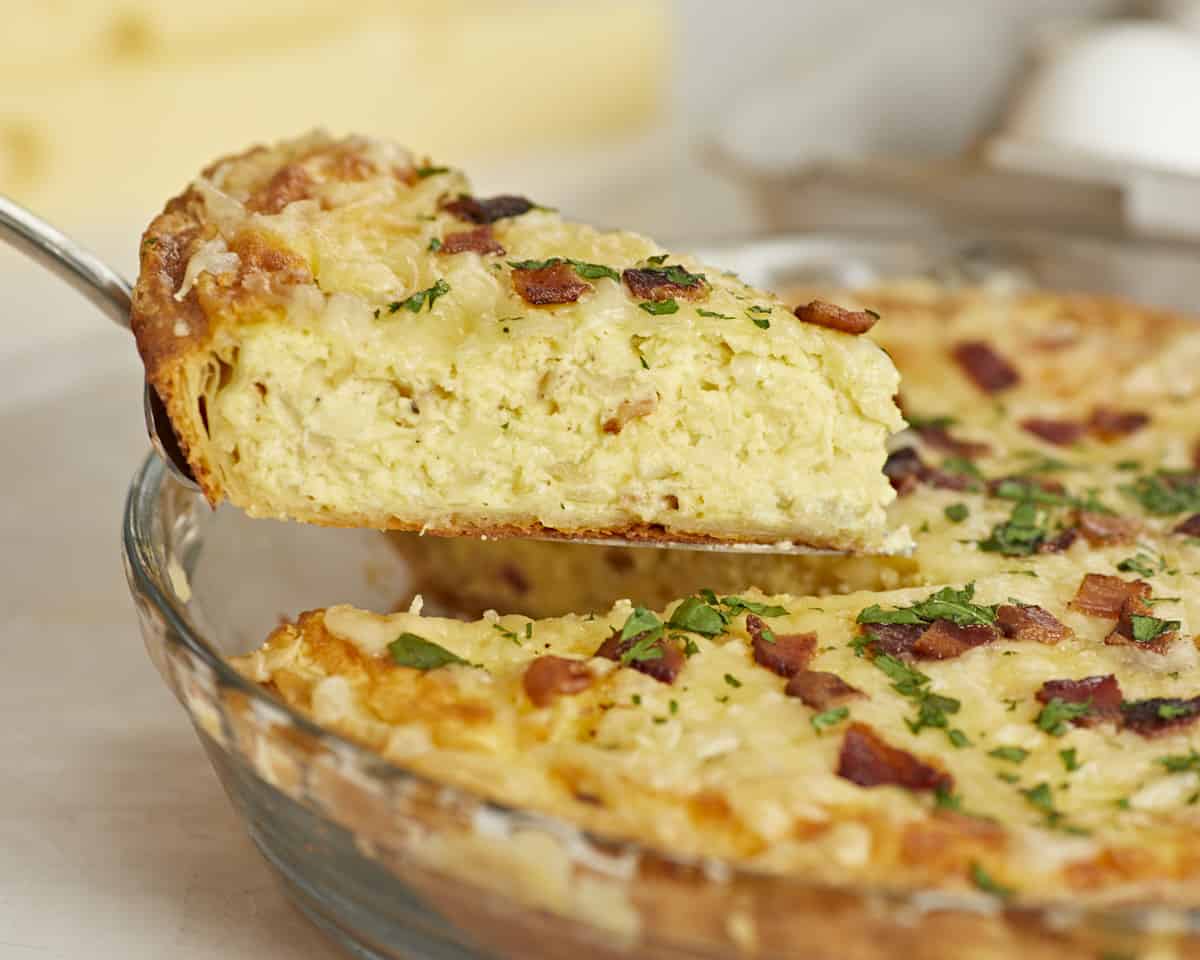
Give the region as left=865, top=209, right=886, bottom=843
left=130, top=131, right=908, bottom=554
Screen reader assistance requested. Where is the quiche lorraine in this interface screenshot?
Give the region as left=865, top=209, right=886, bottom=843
left=130, top=132, right=906, bottom=553
left=232, top=572, right=1200, bottom=908
left=390, top=282, right=1200, bottom=617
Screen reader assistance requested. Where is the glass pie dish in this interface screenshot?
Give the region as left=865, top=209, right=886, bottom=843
left=122, top=229, right=1200, bottom=960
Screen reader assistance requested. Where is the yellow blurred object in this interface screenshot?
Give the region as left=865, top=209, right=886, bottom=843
left=0, top=1, right=668, bottom=224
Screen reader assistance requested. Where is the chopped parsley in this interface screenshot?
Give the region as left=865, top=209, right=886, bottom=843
left=682, top=638, right=700, bottom=658
left=979, top=499, right=1053, bottom=556
left=640, top=299, right=679, bottom=315
left=1129, top=613, right=1180, bottom=644
left=666, top=597, right=726, bottom=636
left=1060, top=748, right=1081, bottom=772
left=388, top=633, right=469, bottom=670
left=1117, top=553, right=1159, bottom=577
left=948, top=729, right=972, bottom=748
left=988, top=746, right=1029, bottom=764
left=492, top=623, right=521, bottom=645
left=427, top=237, right=442, bottom=252
left=1160, top=750, right=1200, bottom=773
left=1116, top=459, right=1141, bottom=471
left=969, top=862, right=1014, bottom=899
left=669, top=699, right=679, bottom=715
left=811, top=706, right=850, bottom=734
left=1021, top=782, right=1057, bottom=818
left=1120, top=470, right=1200, bottom=515
left=1036, top=698, right=1091, bottom=736
left=905, top=412, right=956, bottom=430
left=696, top=308, right=734, bottom=320
left=944, top=503, right=969, bottom=523
left=719, top=595, right=789, bottom=618
left=631, top=693, right=642, bottom=706
left=508, top=257, right=620, bottom=283
left=746, top=305, right=772, bottom=329
left=414, top=165, right=449, bottom=178
left=940, top=456, right=984, bottom=480
left=389, top=279, right=451, bottom=313
left=934, top=785, right=962, bottom=810
left=1158, top=702, right=1193, bottom=720
left=613, top=607, right=668, bottom=665
left=857, top=582, right=997, bottom=628
left=645, top=253, right=669, bottom=265
left=724, top=673, right=743, bottom=688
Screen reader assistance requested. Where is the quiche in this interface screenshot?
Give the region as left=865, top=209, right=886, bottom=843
left=232, top=571, right=1200, bottom=909
left=130, top=132, right=906, bottom=553
left=390, top=282, right=1200, bottom=616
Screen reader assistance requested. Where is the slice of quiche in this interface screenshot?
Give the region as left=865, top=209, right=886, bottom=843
left=232, top=573, right=1200, bottom=906
left=130, top=132, right=906, bottom=553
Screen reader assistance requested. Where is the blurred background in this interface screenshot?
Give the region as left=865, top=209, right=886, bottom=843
left=6, top=2, right=1200, bottom=956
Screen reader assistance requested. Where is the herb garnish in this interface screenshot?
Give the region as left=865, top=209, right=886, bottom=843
left=724, top=673, right=743, bottom=688
left=944, top=503, right=969, bottom=523
left=640, top=299, right=679, bottom=315
left=645, top=254, right=669, bottom=265
left=389, top=633, right=469, bottom=670
left=615, top=607, right=666, bottom=665
left=1021, top=782, right=1058, bottom=820
left=988, top=746, right=1028, bottom=764
left=508, top=258, right=620, bottom=283
left=1121, top=470, right=1200, bottom=515
left=1129, top=614, right=1180, bottom=645
left=415, top=165, right=449, bottom=178
left=389, top=279, right=451, bottom=313
left=666, top=597, right=726, bottom=636
left=857, top=582, right=997, bottom=628
left=427, top=237, right=442, bottom=252
left=1117, top=553, right=1159, bottom=577
left=979, top=500, right=1054, bottom=556
left=746, top=305, right=772, bottom=329
left=1060, top=748, right=1081, bottom=772
left=810, top=706, right=850, bottom=734
left=1160, top=750, right=1200, bottom=773
left=1035, top=698, right=1091, bottom=736
left=492, top=623, right=521, bottom=644
left=970, top=862, right=1015, bottom=899
left=697, top=308, right=734, bottom=320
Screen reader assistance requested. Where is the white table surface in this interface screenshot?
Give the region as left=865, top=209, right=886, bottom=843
left=0, top=240, right=346, bottom=957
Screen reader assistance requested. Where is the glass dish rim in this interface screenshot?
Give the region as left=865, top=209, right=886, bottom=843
left=121, top=226, right=1200, bottom=930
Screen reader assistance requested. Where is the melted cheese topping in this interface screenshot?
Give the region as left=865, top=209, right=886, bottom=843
left=233, top=569, right=1200, bottom=906
left=160, top=132, right=904, bottom=551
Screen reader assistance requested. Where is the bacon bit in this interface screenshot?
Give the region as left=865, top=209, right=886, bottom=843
left=511, top=261, right=591, bottom=306
left=1037, top=527, right=1079, bottom=554
left=594, top=631, right=684, bottom=685
left=792, top=300, right=879, bottom=335
left=951, top=341, right=1020, bottom=393
left=883, top=447, right=973, bottom=496
left=1037, top=675, right=1124, bottom=727
left=1089, top=407, right=1150, bottom=441
left=622, top=267, right=709, bottom=302
left=442, top=194, right=534, bottom=224
left=1020, top=417, right=1086, bottom=447
left=246, top=163, right=314, bottom=214
left=1121, top=697, right=1200, bottom=737
left=1076, top=511, right=1141, bottom=546
left=996, top=604, right=1073, bottom=645
left=837, top=723, right=953, bottom=793
left=785, top=670, right=864, bottom=709
left=1106, top=594, right=1177, bottom=655
left=913, top=423, right=991, bottom=459
left=911, top=620, right=997, bottom=660
left=859, top=622, right=923, bottom=658
left=602, top=393, right=659, bottom=435
left=438, top=225, right=504, bottom=256
left=747, top=614, right=816, bottom=678
left=523, top=656, right=593, bottom=707
left=1173, top=514, right=1200, bottom=537
left=883, top=447, right=925, bottom=496
left=1068, top=573, right=1151, bottom=619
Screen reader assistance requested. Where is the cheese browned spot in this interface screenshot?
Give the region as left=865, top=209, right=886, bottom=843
left=522, top=655, right=593, bottom=707
left=1020, top=417, right=1086, bottom=447
left=442, top=194, right=535, bottom=224
left=792, top=300, right=880, bottom=335
left=622, top=267, right=709, bottom=302
left=511, top=261, right=591, bottom=306
left=746, top=613, right=816, bottom=678
left=1068, top=574, right=1151, bottom=619
left=950, top=341, right=1020, bottom=393
left=785, top=670, right=864, bottom=709
left=1036, top=675, right=1124, bottom=728
left=836, top=723, right=952, bottom=793
left=996, top=604, right=1073, bottom=645
left=439, top=225, right=505, bottom=256
left=246, top=163, right=313, bottom=214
